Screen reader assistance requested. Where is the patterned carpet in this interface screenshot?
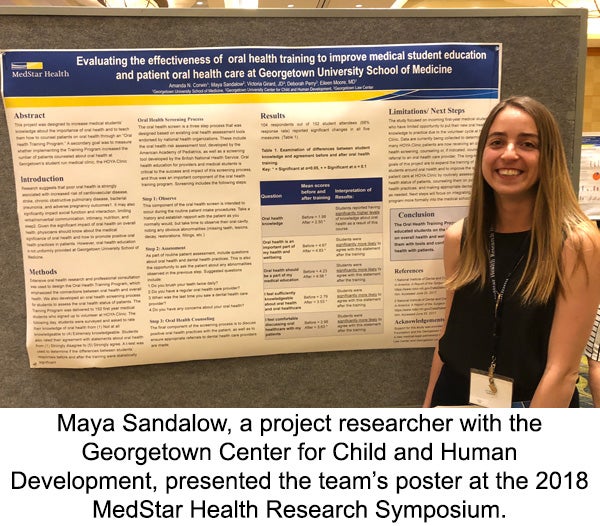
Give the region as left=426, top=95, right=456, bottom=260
left=578, top=356, right=594, bottom=408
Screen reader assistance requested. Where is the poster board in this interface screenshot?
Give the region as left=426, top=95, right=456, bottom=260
left=0, top=7, right=588, bottom=407
left=580, top=132, right=600, bottom=219
left=1, top=43, right=501, bottom=368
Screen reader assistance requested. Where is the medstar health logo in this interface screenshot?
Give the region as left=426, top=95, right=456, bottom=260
left=11, top=61, right=44, bottom=71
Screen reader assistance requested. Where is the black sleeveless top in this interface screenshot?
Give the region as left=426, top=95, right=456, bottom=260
left=436, top=231, right=556, bottom=403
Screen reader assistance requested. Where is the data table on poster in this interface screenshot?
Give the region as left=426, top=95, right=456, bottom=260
left=260, top=178, right=384, bottom=339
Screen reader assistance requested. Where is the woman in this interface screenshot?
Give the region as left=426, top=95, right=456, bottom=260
left=423, top=96, right=600, bottom=408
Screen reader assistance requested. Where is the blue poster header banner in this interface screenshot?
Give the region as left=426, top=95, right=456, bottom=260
left=582, top=135, right=600, bottom=147
left=2, top=44, right=500, bottom=98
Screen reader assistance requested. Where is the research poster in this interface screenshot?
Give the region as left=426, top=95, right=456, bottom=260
left=1, top=43, right=500, bottom=368
left=580, top=133, right=600, bottom=219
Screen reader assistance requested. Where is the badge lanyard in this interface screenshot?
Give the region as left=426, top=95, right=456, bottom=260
left=487, top=229, right=529, bottom=393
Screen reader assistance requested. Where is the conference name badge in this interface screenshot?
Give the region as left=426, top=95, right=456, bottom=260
left=469, top=368, right=513, bottom=408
